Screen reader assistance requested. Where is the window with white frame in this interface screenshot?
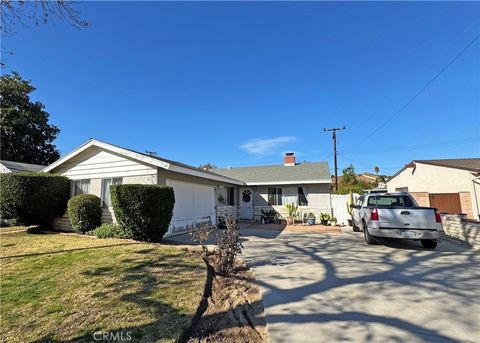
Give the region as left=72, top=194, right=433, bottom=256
left=225, top=187, right=235, bottom=206
left=72, top=179, right=90, bottom=196
left=268, top=187, right=282, bottom=205
left=298, top=187, right=308, bottom=206
left=101, top=178, right=122, bottom=207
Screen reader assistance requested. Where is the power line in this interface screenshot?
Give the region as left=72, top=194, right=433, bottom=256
left=341, top=137, right=478, bottom=155
left=343, top=32, right=480, bottom=152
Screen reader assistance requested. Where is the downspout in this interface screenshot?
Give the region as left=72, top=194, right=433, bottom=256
left=472, top=176, right=480, bottom=221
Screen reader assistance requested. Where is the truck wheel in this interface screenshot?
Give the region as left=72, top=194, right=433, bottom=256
left=421, top=240, right=437, bottom=249
left=352, top=217, right=360, bottom=232
left=363, top=223, right=377, bottom=245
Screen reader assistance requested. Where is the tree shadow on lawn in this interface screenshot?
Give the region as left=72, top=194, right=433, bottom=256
left=31, top=233, right=479, bottom=342
left=32, top=249, right=206, bottom=343
left=1, top=242, right=142, bottom=259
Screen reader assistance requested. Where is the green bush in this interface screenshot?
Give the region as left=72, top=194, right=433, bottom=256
left=110, top=184, right=175, bottom=242
left=67, top=194, right=102, bottom=233
left=0, top=172, right=70, bottom=227
left=90, top=223, right=133, bottom=239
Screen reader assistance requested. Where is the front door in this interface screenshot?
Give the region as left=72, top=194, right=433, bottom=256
left=240, top=187, right=254, bottom=220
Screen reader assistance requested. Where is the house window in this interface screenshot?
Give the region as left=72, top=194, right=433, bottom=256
left=73, top=179, right=90, bottom=196
left=268, top=188, right=282, bottom=206
left=298, top=187, right=308, bottom=206
left=225, top=187, right=235, bottom=206
left=101, top=178, right=122, bottom=207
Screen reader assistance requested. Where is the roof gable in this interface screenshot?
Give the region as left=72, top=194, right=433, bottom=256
left=388, top=157, right=480, bottom=182
left=43, top=139, right=244, bottom=185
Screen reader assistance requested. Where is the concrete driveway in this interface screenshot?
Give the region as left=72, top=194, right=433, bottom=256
left=240, top=227, right=479, bottom=343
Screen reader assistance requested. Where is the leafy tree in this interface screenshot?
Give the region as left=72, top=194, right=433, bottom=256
left=338, top=164, right=374, bottom=195
left=374, top=166, right=380, bottom=175
left=341, top=164, right=357, bottom=185
left=199, top=163, right=217, bottom=170
left=1, top=72, right=60, bottom=165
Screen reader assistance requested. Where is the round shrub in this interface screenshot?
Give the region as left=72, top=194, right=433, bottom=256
left=0, top=172, right=70, bottom=227
left=67, top=194, right=102, bottom=233
left=110, top=184, right=175, bottom=242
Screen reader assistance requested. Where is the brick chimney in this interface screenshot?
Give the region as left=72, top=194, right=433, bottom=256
left=284, top=152, right=296, bottom=166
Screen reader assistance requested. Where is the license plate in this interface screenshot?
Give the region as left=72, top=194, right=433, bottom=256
left=403, top=231, right=415, bottom=238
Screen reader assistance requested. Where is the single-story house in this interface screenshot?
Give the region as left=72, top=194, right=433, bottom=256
left=0, top=160, right=45, bottom=173
left=211, top=153, right=332, bottom=222
left=387, top=158, right=480, bottom=220
left=42, top=140, right=332, bottom=235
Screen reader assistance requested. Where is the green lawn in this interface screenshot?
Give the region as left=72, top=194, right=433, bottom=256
left=1, top=230, right=206, bottom=342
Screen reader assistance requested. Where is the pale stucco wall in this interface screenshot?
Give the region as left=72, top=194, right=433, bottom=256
left=251, top=184, right=331, bottom=222
left=387, top=163, right=480, bottom=219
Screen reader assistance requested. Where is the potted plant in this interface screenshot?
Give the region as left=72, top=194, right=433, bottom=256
left=307, top=213, right=316, bottom=225
left=331, top=216, right=338, bottom=226
left=261, top=209, right=277, bottom=224
left=285, top=204, right=298, bottom=225
left=320, top=213, right=331, bottom=225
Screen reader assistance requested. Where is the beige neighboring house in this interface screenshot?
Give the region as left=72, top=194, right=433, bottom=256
left=42, top=139, right=332, bottom=235
left=0, top=160, right=45, bottom=173
left=387, top=158, right=480, bottom=220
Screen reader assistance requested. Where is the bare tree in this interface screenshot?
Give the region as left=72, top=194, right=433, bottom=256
left=1, top=0, right=89, bottom=33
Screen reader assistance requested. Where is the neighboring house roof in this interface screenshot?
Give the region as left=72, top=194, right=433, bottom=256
left=389, top=158, right=480, bottom=181
left=211, top=162, right=331, bottom=185
left=414, top=158, right=480, bottom=172
left=42, top=139, right=244, bottom=185
left=0, top=160, right=45, bottom=173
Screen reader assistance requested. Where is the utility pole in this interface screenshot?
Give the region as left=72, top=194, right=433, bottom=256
left=324, top=126, right=346, bottom=193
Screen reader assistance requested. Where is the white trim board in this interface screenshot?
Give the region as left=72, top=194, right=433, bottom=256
left=42, top=139, right=244, bottom=185
left=245, top=180, right=332, bottom=186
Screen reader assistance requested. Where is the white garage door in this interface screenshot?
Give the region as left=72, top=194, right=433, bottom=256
left=166, top=179, right=216, bottom=235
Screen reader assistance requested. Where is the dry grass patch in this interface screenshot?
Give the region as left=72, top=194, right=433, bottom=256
left=1, top=230, right=206, bottom=342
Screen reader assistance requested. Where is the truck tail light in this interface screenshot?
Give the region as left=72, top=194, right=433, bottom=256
left=435, top=210, right=442, bottom=223
left=371, top=208, right=379, bottom=221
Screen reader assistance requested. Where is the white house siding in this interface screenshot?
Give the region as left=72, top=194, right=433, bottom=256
left=252, top=184, right=331, bottom=222
left=53, top=147, right=157, bottom=180
left=387, top=163, right=480, bottom=220
left=157, top=168, right=240, bottom=234
left=0, top=164, right=11, bottom=173
left=51, top=147, right=158, bottom=229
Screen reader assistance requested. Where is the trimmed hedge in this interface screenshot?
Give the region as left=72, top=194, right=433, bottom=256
left=110, top=184, right=175, bottom=242
left=0, top=172, right=70, bottom=227
left=67, top=194, right=102, bottom=233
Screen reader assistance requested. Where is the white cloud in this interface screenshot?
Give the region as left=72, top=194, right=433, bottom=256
left=240, top=136, right=298, bottom=156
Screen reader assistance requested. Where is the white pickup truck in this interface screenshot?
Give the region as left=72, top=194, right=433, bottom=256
left=351, top=192, right=444, bottom=249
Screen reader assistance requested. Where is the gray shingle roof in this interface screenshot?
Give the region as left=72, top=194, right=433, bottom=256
left=1, top=160, right=45, bottom=173
left=415, top=158, right=480, bottom=172
left=211, top=162, right=331, bottom=184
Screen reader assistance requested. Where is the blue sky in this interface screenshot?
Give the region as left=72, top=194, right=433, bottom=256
left=2, top=1, right=479, bottom=175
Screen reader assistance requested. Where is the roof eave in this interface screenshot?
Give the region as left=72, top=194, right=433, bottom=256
left=245, top=179, right=332, bottom=186
left=42, top=139, right=245, bottom=185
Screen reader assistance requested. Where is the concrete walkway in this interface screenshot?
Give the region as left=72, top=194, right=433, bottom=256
left=167, top=226, right=480, bottom=342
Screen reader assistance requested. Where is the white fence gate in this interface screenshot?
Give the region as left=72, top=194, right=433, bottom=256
left=331, top=194, right=359, bottom=226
